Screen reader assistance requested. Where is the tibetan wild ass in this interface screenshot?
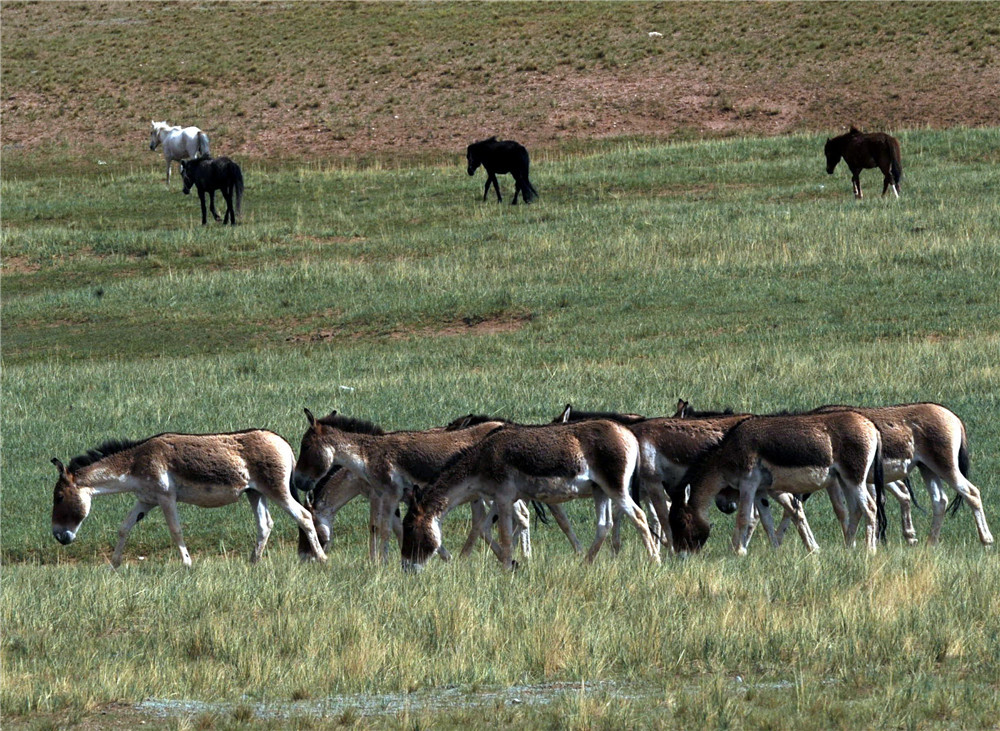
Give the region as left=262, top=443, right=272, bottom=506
left=669, top=411, right=886, bottom=555
left=824, top=126, right=902, bottom=199
left=806, top=403, right=993, bottom=546
left=466, top=137, right=538, bottom=204
left=294, top=409, right=506, bottom=562
left=401, top=419, right=659, bottom=572
left=551, top=404, right=813, bottom=555
left=51, top=430, right=327, bottom=566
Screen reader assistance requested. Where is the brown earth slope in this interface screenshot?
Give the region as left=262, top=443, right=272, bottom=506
left=2, top=2, right=998, bottom=164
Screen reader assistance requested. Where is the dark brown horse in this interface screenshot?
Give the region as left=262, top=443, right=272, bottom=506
left=824, top=126, right=901, bottom=199
left=466, top=137, right=538, bottom=204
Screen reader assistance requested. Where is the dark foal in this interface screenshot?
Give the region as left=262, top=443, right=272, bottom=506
left=824, top=126, right=902, bottom=199
left=180, top=156, right=244, bottom=225
left=466, top=137, right=538, bottom=204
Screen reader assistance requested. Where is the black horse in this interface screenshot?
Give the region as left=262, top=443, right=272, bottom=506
left=466, top=137, right=538, bottom=204
left=824, top=126, right=902, bottom=199
left=180, top=155, right=244, bottom=225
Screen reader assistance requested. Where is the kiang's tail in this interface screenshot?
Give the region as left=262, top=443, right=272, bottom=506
left=873, top=433, right=887, bottom=542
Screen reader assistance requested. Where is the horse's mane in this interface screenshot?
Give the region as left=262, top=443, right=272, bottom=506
left=317, top=412, right=385, bottom=435
left=68, top=438, right=147, bottom=472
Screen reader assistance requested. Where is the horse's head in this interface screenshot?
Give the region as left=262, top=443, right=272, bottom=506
left=149, top=121, right=166, bottom=151
left=179, top=158, right=202, bottom=195
left=824, top=138, right=840, bottom=174
left=466, top=146, right=481, bottom=176
left=668, top=484, right=712, bottom=553
left=400, top=487, right=440, bottom=573
left=50, top=458, right=92, bottom=545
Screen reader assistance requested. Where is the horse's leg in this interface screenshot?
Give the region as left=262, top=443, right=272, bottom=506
left=485, top=172, right=502, bottom=202
left=165, top=156, right=171, bottom=187
left=246, top=490, right=272, bottom=563
left=482, top=176, right=492, bottom=202
left=198, top=189, right=209, bottom=225
left=851, top=168, right=863, bottom=199
left=209, top=189, right=222, bottom=222
left=512, top=179, right=522, bottom=205
left=111, top=500, right=157, bottom=568
left=222, top=189, right=235, bottom=225
left=158, top=496, right=193, bottom=566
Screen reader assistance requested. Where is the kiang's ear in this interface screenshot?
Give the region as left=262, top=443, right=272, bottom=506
left=560, top=404, right=572, bottom=423
left=51, top=457, right=67, bottom=477
left=304, top=408, right=317, bottom=426
left=683, top=484, right=691, bottom=506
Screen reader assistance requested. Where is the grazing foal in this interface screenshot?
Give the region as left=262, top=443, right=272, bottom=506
left=824, top=126, right=902, bottom=199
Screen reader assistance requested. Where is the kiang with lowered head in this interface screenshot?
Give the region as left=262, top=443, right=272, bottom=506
left=668, top=410, right=886, bottom=555
left=294, top=408, right=507, bottom=563
left=50, top=429, right=326, bottom=566
left=401, top=418, right=659, bottom=572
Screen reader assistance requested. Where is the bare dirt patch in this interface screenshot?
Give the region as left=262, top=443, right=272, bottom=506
left=285, top=312, right=533, bottom=344
left=2, top=4, right=998, bottom=167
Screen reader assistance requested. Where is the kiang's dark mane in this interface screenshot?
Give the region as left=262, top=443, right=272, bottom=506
left=443, top=413, right=514, bottom=431
left=317, top=412, right=385, bottom=436
left=68, top=438, right=147, bottom=472
left=558, top=408, right=647, bottom=425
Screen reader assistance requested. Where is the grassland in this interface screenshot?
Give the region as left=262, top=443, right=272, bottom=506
left=3, top=128, right=1000, bottom=728
left=4, top=1, right=1000, bottom=728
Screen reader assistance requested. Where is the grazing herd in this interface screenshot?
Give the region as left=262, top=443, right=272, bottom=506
left=151, top=120, right=900, bottom=228
left=50, top=400, right=991, bottom=572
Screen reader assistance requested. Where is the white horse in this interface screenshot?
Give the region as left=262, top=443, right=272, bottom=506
left=149, top=120, right=210, bottom=186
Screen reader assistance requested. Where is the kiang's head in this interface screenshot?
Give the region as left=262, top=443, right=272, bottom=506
left=668, top=485, right=712, bottom=554
left=50, top=458, right=91, bottom=545
left=294, top=408, right=337, bottom=490
left=400, top=488, right=440, bottom=573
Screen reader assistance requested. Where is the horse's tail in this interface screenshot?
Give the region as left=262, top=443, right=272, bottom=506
left=197, top=131, right=210, bottom=158
left=234, top=165, right=244, bottom=218
left=890, top=139, right=902, bottom=189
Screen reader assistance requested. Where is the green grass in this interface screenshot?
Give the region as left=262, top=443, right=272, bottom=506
left=3, top=130, right=1000, bottom=727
